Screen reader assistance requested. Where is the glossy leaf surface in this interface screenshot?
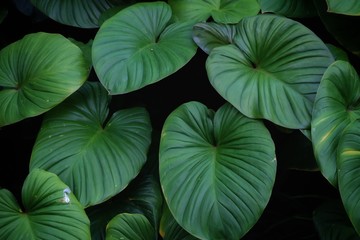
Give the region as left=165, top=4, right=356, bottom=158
left=106, top=213, right=155, bottom=240
left=338, top=120, right=360, bottom=235
left=0, top=169, right=90, bottom=239
left=192, top=22, right=236, bottom=54
left=326, top=0, right=360, bottom=16
left=159, top=102, right=276, bottom=239
left=207, top=14, right=334, bottom=129
left=168, top=0, right=260, bottom=23
left=92, top=1, right=197, bottom=94
left=312, top=60, right=360, bottom=186
left=30, top=0, right=113, bottom=28
left=30, top=82, right=152, bottom=207
left=0, top=32, right=88, bottom=127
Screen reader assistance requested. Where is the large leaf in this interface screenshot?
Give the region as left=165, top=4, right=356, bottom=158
left=326, top=0, right=360, bottom=16
left=258, top=0, right=317, bottom=18
left=0, top=32, right=89, bottom=127
left=168, top=0, right=260, bottom=23
left=92, top=1, right=197, bottom=94
left=192, top=22, right=236, bottom=54
left=30, top=82, right=152, bottom=207
left=206, top=14, right=334, bottom=129
left=311, top=60, right=360, bottom=186
left=30, top=0, right=114, bottom=28
left=0, top=169, right=90, bottom=239
left=159, top=101, right=276, bottom=239
left=313, top=200, right=360, bottom=239
left=338, top=120, right=360, bottom=235
left=106, top=213, right=155, bottom=240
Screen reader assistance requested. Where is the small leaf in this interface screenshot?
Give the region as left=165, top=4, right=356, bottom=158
left=106, top=213, right=155, bottom=240
left=0, top=169, right=90, bottom=239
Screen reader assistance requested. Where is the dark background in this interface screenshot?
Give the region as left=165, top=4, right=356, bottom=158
left=0, top=1, right=355, bottom=239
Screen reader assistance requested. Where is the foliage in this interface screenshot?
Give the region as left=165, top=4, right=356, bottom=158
left=1, top=0, right=360, bottom=239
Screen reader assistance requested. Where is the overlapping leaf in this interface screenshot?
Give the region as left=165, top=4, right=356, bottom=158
left=159, top=101, right=276, bottom=239
left=92, top=2, right=197, bottom=94
left=0, top=169, right=90, bottom=239
left=30, top=82, right=152, bottom=207
left=168, top=0, right=260, bottom=23
left=0, top=32, right=89, bottom=127
left=312, top=60, right=360, bottom=186
left=192, top=22, right=236, bottom=54
left=207, top=14, right=334, bottom=129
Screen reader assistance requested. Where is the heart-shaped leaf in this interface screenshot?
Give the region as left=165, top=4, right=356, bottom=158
left=168, top=0, right=260, bottom=23
left=30, top=81, right=152, bottom=207
left=311, top=60, right=360, bottom=186
left=0, top=32, right=89, bottom=127
left=192, top=22, right=236, bottom=54
left=159, top=101, right=276, bottom=239
left=206, top=14, right=334, bottom=129
left=0, top=169, right=90, bottom=239
left=30, top=0, right=114, bottom=28
left=106, top=213, right=155, bottom=240
left=92, top=1, right=197, bottom=94
left=337, top=120, right=360, bottom=234
left=326, top=0, right=360, bottom=16
left=258, top=0, right=317, bottom=18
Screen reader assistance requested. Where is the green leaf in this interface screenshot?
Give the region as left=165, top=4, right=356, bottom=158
left=326, top=0, right=360, bottom=16
left=30, top=82, right=152, bottom=207
left=314, top=0, right=360, bottom=57
left=92, top=1, right=197, bottom=94
left=0, top=32, right=89, bottom=127
left=106, top=213, right=155, bottom=240
left=326, top=43, right=349, bottom=61
left=159, top=102, right=276, bottom=239
left=206, top=14, right=334, bottom=129
left=30, top=0, right=114, bottom=28
left=311, top=60, right=360, bottom=186
left=313, top=200, right=360, bottom=239
left=0, top=169, right=90, bottom=239
left=168, top=0, right=260, bottom=23
left=192, top=22, right=236, bottom=54
left=258, top=0, right=317, bottom=18
left=87, top=171, right=163, bottom=240
left=338, top=120, right=360, bottom=235
left=160, top=203, right=199, bottom=240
